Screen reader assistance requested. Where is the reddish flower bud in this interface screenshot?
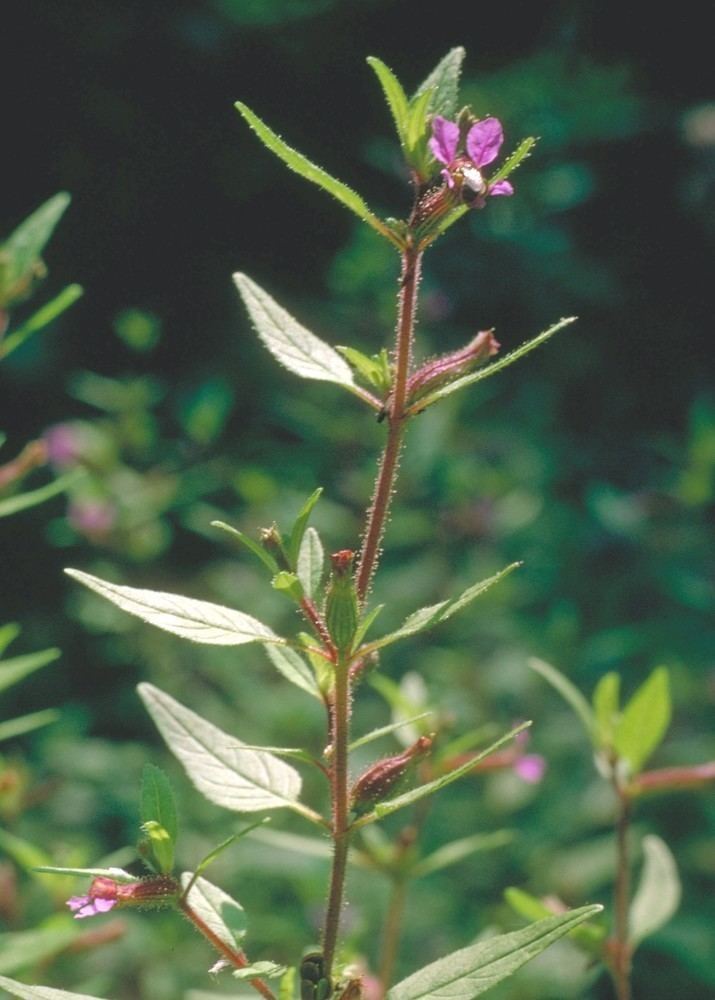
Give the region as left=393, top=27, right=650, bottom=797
left=350, top=736, right=433, bottom=815
left=67, top=874, right=180, bottom=919
left=406, top=331, right=500, bottom=409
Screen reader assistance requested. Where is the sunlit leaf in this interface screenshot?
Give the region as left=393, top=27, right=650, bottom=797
left=1, top=192, right=71, bottom=290
left=592, top=671, right=621, bottom=747
left=232, top=961, right=286, bottom=980
left=0, top=974, right=98, bottom=999
left=66, top=569, right=283, bottom=647
left=34, top=866, right=135, bottom=882
left=180, top=872, right=247, bottom=949
left=297, top=526, right=324, bottom=600
left=629, top=834, right=681, bottom=948
left=234, top=103, right=398, bottom=245
left=0, top=284, right=83, bottom=360
left=349, top=712, right=433, bottom=752
left=614, top=667, right=671, bottom=774
left=211, top=520, right=279, bottom=575
left=387, top=906, right=603, bottom=999
left=366, top=57, right=410, bottom=147
left=288, top=487, right=323, bottom=568
left=138, top=684, right=302, bottom=813
left=364, top=564, right=519, bottom=653
left=488, top=136, right=537, bottom=186
left=263, top=645, right=321, bottom=700
left=412, top=46, right=465, bottom=121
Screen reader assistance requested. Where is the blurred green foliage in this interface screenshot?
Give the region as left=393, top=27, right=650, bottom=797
left=0, top=2, right=713, bottom=998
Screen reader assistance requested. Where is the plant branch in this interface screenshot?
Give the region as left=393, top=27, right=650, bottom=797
left=609, top=778, right=633, bottom=1000
left=378, top=877, right=408, bottom=995
left=356, top=245, right=422, bottom=602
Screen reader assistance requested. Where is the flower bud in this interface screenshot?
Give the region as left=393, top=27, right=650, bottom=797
left=300, top=952, right=331, bottom=1000
left=260, top=523, right=290, bottom=570
left=324, top=550, right=359, bottom=657
left=350, top=736, right=433, bottom=815
left=406, top=331, right=500, bottom=410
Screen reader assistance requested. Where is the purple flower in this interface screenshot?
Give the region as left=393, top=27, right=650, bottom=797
left=429, top=115, right=514, bottom=201
left=514, top=754, right=547, bottom=784
left=67, top=894, right=117, bottom=919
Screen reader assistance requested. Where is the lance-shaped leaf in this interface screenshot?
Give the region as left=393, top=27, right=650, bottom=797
left=65, top=569, right=283, bottom=647
left=526, top=657, right=594, bottom=736
left=407, top=317, right=577, bottom=412
left=264, top=644, right=321, bottom=700
left=1, top=192, right=71, bottom=291
left=288, top=487, right=323, bottom=568
left=363, top=564, right=519, bottom=654
left=234, top=273, right=378, bottom=409
left=387, top=905, right=603, bottom=1000
left=629, top=835, right=681, bottom=949
left=0, top=284, right=83, bottom=361
left=487, top=136, right=537, bottom=187
left=613, top=666, right=671, bottom=775
left=235, top=103, right=399, bottom=246
left=366, top=57, right=410, bottom=148
left=141, top=763, right=178, bottom=844
left=0, top=710, right=60, bottom=742
left=0, top=647, right=60, bottom=694
left=412, top=831, right=514, bottom=880
left=180, top=872, right=247, bottom=950
left=0, top=976, right=103, bottom=1000
left=34, top=866, right=135, bottom=882
left=0, top=470, right=82, bottom=519
left=138, top=683, right=302, bottom=813
left=352, top=722, right=530, bottom=828
left=412, top=46, right=465, bottom=121
left=297, top=526, right=324, bottom=600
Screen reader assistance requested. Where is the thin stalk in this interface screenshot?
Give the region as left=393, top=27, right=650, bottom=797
left=356, top=246, right=422, bottom=602
left=179, top=897, right=276, bottom=1000
left=610, top=781, right=633, bottom=1000
left=378, top=878, right=408, bottom=995
left=322, top=656, right=351, bottom=979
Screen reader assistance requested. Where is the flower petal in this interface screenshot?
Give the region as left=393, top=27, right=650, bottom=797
left=67, top=895, right=90, bottom=913
left=429, top=116, right=460, bottom=166
left=514, top=754, right=546, bottom=784
left=466, top=117, right=504, bottom=167
left=489, top=180, right=514, bottom=197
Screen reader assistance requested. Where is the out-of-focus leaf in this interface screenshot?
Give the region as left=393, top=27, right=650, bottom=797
left=0, top=623, right=20, bottom=656
left=1, top=192, right=70, bottom=290
left=138, top=684, right=303, bottom=814
left=0, top=284, right=83, bottom=360
left=0, top=471, right=81, bottom=519
left=0, top=926, right=80, bottom=977
left=629, top=834, right=681, bottom=948
left=65, top=569, right=283, bottom=647
left=412, top=831, right=513, bottom=879
left=297, top=526, right=324, bottom=599
left=0, top=709, right=59, bottom=742
left=34, top=866, right=135, bottom=882
left=0, top=647, right=60, bottom=694
left=592, top=671, right=621, bottom=747
left=211, top=520, right=279, bottom=575
left=364, top=564, right=519, bottom=652
left=234, top=104, right=398, bottom=245
left=614, top=667, right=671, bottom=774
left=386, top=906, right=603, bottom=999
left=349, top=712, right=433, bottom=752
left=232, top=961, right=285, bottom=981
left=526, top=657, right=594, bottom=736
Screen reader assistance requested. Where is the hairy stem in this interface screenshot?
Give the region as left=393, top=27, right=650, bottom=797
left=356, top=246, right=422, bottom=602
left=179, top=897, right=276, bottom=1000
left=610, top=782, right=633, bottom=1000
left=322, top=656, right=351, bottom=979
left=378, top=878, right=408, bottom=995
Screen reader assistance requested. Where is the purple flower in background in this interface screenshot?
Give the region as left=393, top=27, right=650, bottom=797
left=514, top=754, right=547, bottom=784
left=43, top=423, right=84, bottom=468
left=68, top=499, right=116, bottom=538
left=429, top=115, right=514, bottom=201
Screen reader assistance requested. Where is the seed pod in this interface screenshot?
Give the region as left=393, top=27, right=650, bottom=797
left=324, top=550, right=358, bottom=656
left=350, top=736, right=433, bottom=815
left=300, top=952, right=332, bottom=1000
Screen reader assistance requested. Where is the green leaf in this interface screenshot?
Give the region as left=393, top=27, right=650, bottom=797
left=0, top=470, right=82, bottom=519
left=352, top=722, right=530, bottom=828
left=0, top=828, right=53, bottom=875
left=211, top=520, right=280, bottom=574
left=349, top=712, right=433, bottom=752
left=180, top=872, right=247, bottom=949
left=297, top=526, right=324, bottom=600
left=271, top=571, right=304, bottom=603
left=65, top=569, right=284, bottom=647
left=364, top=564, right=519, bottom=653
left=140, top=764, right=178, bottom=872
left=180, top=819, right=268, bottom=902
left=488, top=136, right=537, bottom=187
left=0, top=976, right=103, bottom=1000
left=337, top=345, right=391, bottom=395
left=405, top=86, right=434, bottom=155
left=412, top=831, right=513, bottom=880
left=366, top=57, right=410, bottom=147
left=279, top=967, right=297, bottom=1000
left=526, top=657, right=594, bottom=736
left=234, top=273, right=373, bottom=404
left=629, top=834, right=681, bottom=949
left=287, top=487, right=323, bottom=568
left=0, top=710, right=60, bottom=743
left=0, top=284, right=83, bottom=361
left=504, top=888, right=606, bottom=951
left=592, top=672, right=621, bottom=747
left=235, top=103, right=398, bottom=245
left=138, top=683, right=303, bottom=814
left=263, top=644, right=321, bottom=700
left=387, top=905, right=603, bottom=1000
left=613, top=666, right=671, bottom=774
left=33, top=866, right=135, bottom=882
left=0, top=623, right=20, bottom=656
left=352, top=603, right=384, bottom=650
left=408, top=317, right=577, bottom=412
left=0, top=647, right=60, bottom=694
left=412, top=46, right=465, bottom=121
left=1, top=192, right=71, bottom=290
left=233, top=961, right=286, bottom=981
left=0, top=934, right=86, bottom=982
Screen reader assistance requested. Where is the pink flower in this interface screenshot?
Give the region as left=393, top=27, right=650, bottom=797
left=514, top=754, right=547, bottom=784
left=429, top=115, right=514, bottom=201
left=67, top=877, right=120, bottom=919
left=66, top=875, right=179, bottom=919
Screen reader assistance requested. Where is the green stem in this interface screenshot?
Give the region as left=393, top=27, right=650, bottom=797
left=610, top=781, right=633, bottom=1000
left=322, top=656, right=351, bottom=980
left=378, top=878, right=408, bottom=995
left=356, top=246, right=422, bottom=603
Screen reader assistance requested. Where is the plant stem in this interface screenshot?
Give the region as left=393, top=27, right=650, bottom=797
left=356, top=245, right=422, bottom=602
left=378, top=877, right=408, bottom=995
left=610, top=781, right=633, bottom=1000
left=322, top=655, right=351, bottom=979
left=179, top=897, right=276, bottom=1000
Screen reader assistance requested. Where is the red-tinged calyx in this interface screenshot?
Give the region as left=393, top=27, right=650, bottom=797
left=350, top=736, right=433, bottom=815
left=67, top=875, right=180, bottom=919
left=405, top=331, right=500, bottom=411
